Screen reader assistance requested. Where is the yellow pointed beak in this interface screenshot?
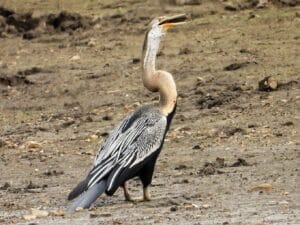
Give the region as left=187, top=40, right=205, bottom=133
left=160, top=14, right=187, bottom=30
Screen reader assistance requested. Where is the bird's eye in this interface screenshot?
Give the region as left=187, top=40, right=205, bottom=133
left=158, top=17, right=166, bottom=23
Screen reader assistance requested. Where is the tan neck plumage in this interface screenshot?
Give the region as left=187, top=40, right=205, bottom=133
left=141, top=33, right=177, bottom=116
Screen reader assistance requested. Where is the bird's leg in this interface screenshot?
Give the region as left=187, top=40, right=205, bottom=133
left=143, top=186, right=151, bottom=201
left=122, top=182, right=134, bottom=202
left=122, top=183, right=151, bottom=202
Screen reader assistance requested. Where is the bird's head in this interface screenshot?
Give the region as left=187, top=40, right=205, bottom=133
left=147, top=14, right=187, bottom=41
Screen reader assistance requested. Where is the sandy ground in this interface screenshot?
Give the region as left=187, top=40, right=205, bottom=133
left=0, top=0, right=299, bottom=224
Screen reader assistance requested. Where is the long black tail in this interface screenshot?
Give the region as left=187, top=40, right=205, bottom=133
left=67, top=180, right=107, bottom=212
left=68, top=178, right=89, bottom=201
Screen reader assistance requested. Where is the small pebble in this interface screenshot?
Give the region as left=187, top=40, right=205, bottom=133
left=70, top=55, right=80, bottom=61
left=250, top=183, right=272, bottom=192
left=87, top=38, right=96, bottom=47
left=90, top=134, right=98, bottom=140
left=170, top=206, right=177, bottom=212
left=278, top=200, right=289, bottom=205
left=202, top=204, right=210, bottom=209
left=26, top=141, right=42, bottom=149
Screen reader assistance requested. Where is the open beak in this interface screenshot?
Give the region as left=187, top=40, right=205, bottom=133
left=159, top=14, right=187, bottom=29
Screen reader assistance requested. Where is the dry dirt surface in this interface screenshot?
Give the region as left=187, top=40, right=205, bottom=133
left=0, top=0, right=299, bottom=224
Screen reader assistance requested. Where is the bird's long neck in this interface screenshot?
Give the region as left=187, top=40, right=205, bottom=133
left=141, top=33, right=177, bottom=116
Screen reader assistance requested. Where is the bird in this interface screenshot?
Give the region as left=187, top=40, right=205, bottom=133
left=67, top=14, right=187, bottom=211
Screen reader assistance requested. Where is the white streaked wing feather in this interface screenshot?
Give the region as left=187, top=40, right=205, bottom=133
left=106, top=117, right=166, bottom=190
left=129, top=118, right=166, bottom=167
left=87, top=107, right=167, bottom=188
left=93, top=112, right=134, bottom=165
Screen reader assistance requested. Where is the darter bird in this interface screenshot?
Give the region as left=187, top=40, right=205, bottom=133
left=68, top=14, right=187, bottom=211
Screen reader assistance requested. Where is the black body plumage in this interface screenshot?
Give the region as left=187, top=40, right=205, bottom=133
left=68, top=104, right=176, bottom=210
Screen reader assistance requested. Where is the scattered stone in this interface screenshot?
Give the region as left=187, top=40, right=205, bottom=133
left=100, top=213, right=112, bottom=217
left=248, top=124, right=258, bottom=128
left=17, top=67, right=45, bottom=76
left=197, top=95, right=223, bottom=109
left=219, top=127, right=245, bottom=138
left=0, top=138, right=6, bottom=147
left=23, top=208, right=49, bottom=220
left=23, top=214, right=37, bottom=221
left=215, top=157, right=226, bottom=167
left=132, top=58, right=140, bottom=64
left=224, top=62, right=250, bottom=71
left=84, top=116, right=93, bottom=122
left=90, top=212, right=112, bottom=218
left=226, top=84, right=243, bottom=92
left=45, top=11, right=95, bottom=32
left=61, top=119, right=75, bottom=128
left=224, top=3, right=239, bottom=11
left=257, top=0, right=269, bottom=8
left=26, top=181, right=41, bottom=190
left=198, top=163, right=216, bottom=176
left=87, top=38, right=96, bottom=47
left=0, top=7, right=41, bottom=39
left=90, top=134, right=99, bottom=140
left=170, top=206, right=178, bottom=212
left=278, top=200, right=289, bottom=205
left=102, top=114, right=113, bottom=121
left=5, top=186, right=22, bottom=194
left=0, top=60, right=7, bottom=69
left=100, top=132, right=109, bottom=137
left=240, top=48, right=253, bottom=54
left=23, top=31, right=38, bottom=40
left=0, top=6, right=14, bottom=18
left=81, top=149, right=94, bottom=155
left=248, top=13, right=256, bottom=19
left=175, top=164, right=188, bottom=170
left=198, top=157, right=250, bottom=176
left=26, top=141, right=42, bottom=149
left=250, top=183, right=272, bottom=192
left=222, top=0, right=293, bottom=11
left=0, top=74, right=34, bottom=86
left=278, top=0, right=299, bottom=7
left=278, top=80, right=299, bottom=90
left=202, top=204, right=210, bottom=209
left=90, top=213, right=99, bottom=218
left=75, top=207, right=84, bottom=212
left=0, top=7, right=40, bottom=32
left=31, top=208, right=49, bottom=217
left=0, top=182, right=10, bottom=190
left=182, top=179, right=189, bottom=183
left=258, top=76, right=278, bottom=91
left=44, top=170, right=64, bottom=176
left=196, top=76, right=205, bottom=83
left=178, top=47, right=192, bottom=55
left=168, top=199, right=180, bottom=206
left=183, top=202, right=199, bottom=209
left=230, top=158, right=250, bottom=167
left=157, top=51, right=164, bottom=57
left=197, top=157, right=226, bottom=176
left=70, top=55, right=80, bottom=61
left=49, top=210, right=65, bottom=217
left=192, top=145, right=202, bottom=150
left=64, top=101, right=81, bottom=109
left=196, top=85, right=242, bottom=110
left=166, top=0, right=201, bottom=5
